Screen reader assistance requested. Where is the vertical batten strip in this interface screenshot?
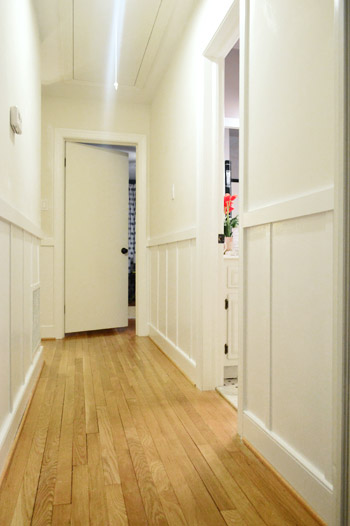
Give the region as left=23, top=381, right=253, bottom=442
left=165, top=245, right=169, bottom=339
left=175, top=243, right=179, bottom=348
left=191, top=239, right=195, bottom=363
left=267, top=223, right=273, bottom=431
left=8, top=225, right=12, bottom=414
left=21, top=229, right=24, bottom=389
left=238, top=0, right=249, bottom=436
left=156, top=248, right=160, bottom=330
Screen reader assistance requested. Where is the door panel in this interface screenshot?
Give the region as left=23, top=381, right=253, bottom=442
left=65, top=142, right=129, bottom=333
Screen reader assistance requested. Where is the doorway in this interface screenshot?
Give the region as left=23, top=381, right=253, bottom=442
left=53, top=129, right=148, bottom=338
left=216, top=40, right=240, bottom=409
left=64, top=141, right=136, bottom=334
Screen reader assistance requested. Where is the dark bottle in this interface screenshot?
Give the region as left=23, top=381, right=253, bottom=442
left=225, top=160, right=231, bottom=194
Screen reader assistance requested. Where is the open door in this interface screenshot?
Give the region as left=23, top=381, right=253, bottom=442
left=65, top=142, right=129, bottom=333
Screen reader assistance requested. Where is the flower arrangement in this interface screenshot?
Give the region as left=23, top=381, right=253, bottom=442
left=224, top=193, right=239, bottom=237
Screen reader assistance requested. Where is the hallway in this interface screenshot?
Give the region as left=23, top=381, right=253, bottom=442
left=0, top=326, right=321, bottom=525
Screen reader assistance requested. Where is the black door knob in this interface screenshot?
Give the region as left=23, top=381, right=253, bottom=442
left=121, top=248, right=128, bottom=254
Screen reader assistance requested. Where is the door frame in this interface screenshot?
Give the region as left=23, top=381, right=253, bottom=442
left=53, top=128, right=148, bottom=338
left=198, top=0, right=241, bottom=399
left=342, top=1, right=350, bottom=524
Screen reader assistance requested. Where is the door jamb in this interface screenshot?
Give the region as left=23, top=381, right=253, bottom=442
left=53, top=128, right=148, bottom=338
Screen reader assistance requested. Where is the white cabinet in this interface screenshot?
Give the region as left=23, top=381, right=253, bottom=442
left=224, top=256, right=239, bottom=373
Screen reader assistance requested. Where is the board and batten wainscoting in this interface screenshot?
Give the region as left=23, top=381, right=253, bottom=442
left=0, top=198, right=43, bottom=478
left=241, top=191, right=334, bottom=523
left=148, top=228, right=197, bottom=384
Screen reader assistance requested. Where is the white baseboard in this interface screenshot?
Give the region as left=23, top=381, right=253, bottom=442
left=243, top=411, right=333, bottom=524
left=128, top=306, right=136, bottom=319
left=148, top=324, right=196, bottom=383
left=0, top=346, right=44, bottom=478
left=40, top=325, right=55, bottom=339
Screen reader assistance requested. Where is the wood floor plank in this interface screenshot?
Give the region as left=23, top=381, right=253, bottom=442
left=105, top=483, right=128, bottom=526
left=104, top=390, right=148, bottom=526
left=88, top=463, right=108, bottom=526
left=83, top=352, right=98, bottom=434
left=222, top=509, right=248, bottom=526
left=73, top=358, right=87, bottom=466
left=116, top=448, right=149, bottom=526
left=87, top=433, right=101, bottom=466
left=89, top=336, right=106, bottom=407
left=52, top=504, right=71, bottom=525
left=96, top=406, right=120, bottom=485
left=0, top=325, right=325, bottom=526
left=54, top=367, right=75, bottom=505
left=72, top=464, right=89, bottom=525
left=32, top=376, right=66, bottom=525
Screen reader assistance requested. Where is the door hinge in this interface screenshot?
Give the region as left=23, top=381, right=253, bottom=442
left=224, top=343, right=228, bottom=355
left=225, top=298, right=229, bottom=310
left=218, top=233, right=224, bottom=244
left=64, top=157, right=66, bottom=167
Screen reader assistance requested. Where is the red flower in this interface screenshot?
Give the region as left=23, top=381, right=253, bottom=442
left=224, top=194, right=237, bottom=214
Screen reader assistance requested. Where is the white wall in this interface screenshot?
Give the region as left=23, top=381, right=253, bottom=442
left=241, top=0, right=336, bottom=522
left=40, top=95, right=150, bottom=337
left=0, top=0, right=41, bottom=225
left=0, top=0, right=43, bottom=478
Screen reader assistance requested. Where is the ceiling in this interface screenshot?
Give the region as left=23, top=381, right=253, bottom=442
left=33, top=0, right=197, bottom=102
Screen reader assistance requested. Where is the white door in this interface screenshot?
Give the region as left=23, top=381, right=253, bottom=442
left=65, top=142, right=129, bottom=333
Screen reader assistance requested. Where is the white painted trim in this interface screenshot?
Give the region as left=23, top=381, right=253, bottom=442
left=40, top=326, right=55, bottom=339
left=128, top=306, right=136, bottom=319
left=147, top=228, right=196, bottom=247
left=237, top=0, right=248, bottom=438
left=243, top=411, right=333, bottom=524
left=149, top=324, right=196, bottom=383
left=0, top=197, right=42, bottom=239
left=40, top=238, right=54, bottom=247
left=224, top=117, right=240, bottom=129
left=333, top=1, right=346, bottom=525
left=0, top=346, right=43, bottom=479
left=203, top=0, right=239, bottom=59
left=53, top=128, right=148, bottom=339
left=242, top=187, right=334, bottom=228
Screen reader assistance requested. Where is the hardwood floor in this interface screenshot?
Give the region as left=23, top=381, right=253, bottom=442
left=0, top=324, right=323, bottom=525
